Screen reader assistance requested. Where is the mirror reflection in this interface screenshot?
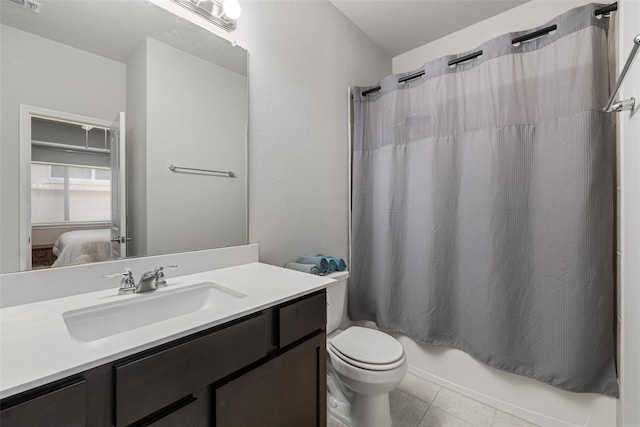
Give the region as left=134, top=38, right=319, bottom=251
left=0, top=0, right=249, bottom=273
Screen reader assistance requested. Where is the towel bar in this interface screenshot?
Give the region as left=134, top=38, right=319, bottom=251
left=168, top=164, right=235, bottom=177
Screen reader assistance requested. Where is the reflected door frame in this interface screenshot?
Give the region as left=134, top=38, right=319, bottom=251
left=18, top=105, right=113, bottom=270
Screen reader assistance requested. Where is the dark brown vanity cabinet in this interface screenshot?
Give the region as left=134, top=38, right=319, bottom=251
left=216, top=331, right=326, bottom=427
left=0, top=378, right=86, bottom=427
left=0, top=289, right=327, bottom=427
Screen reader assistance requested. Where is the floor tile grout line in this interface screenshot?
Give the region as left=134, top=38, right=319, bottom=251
left=415, top=398, right=435, bottom=427
left=398, top=374, right=443, bottom=405
left=418, top=386, right=437, bottom=427
left=432, top=387, right=497, bottom=427
left=392, top=387, right=432, bottom=427
left=413, top=404, right=430, bottom=427
left=489, top=407, right=497, bottom=426
left=413, top=385, right=443, bottom=427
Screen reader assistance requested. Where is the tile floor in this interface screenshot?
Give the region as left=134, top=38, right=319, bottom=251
left=327, top=372, right=539, bottom=427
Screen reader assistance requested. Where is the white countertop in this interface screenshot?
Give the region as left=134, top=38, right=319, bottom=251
left=0, top=262, right=335, bottom=399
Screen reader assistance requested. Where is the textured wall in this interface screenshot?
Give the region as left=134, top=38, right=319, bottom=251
left=232, top=1, right=390, bottom=267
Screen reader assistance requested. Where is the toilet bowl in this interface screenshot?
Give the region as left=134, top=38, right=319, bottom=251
left=327, top=326, right=407, bottom=427
left=325, top=272, right=407, bottom=427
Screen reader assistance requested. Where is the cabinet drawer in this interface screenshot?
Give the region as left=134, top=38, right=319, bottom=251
left=0, top=378, right=86, bottom=427
left=278, top=291, right=326, bottom=348
left=115, top=313, right=267, bottom=426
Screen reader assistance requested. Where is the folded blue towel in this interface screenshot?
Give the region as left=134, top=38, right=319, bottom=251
left=328, top=259, right=337, bottom=273
left=296, top=256, right=328, bottom=273
left=317, top=254, right=347, bottom=271
left=285, top=262, right=320, bottom=275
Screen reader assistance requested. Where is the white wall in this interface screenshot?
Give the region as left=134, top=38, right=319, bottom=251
left=0, top=25, right=126, bottom=273
left=145, top=38, right=248, bottom=255
left=125, top=37, right=248, bottom=257
left=390, top=2, right=618, bottom=426
left=618, top=1, right=640, bottom=425
left=234, top=0, right=391, bottom=267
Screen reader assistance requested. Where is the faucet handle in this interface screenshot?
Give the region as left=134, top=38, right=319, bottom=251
left=104, top=268, right=136, bottom=295
left=154, top=265, right=178, bottom=288
left=104, top=268, right=134, bottom=281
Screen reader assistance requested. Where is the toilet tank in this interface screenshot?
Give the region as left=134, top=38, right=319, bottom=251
left=326, top=271, right=349, bottom=334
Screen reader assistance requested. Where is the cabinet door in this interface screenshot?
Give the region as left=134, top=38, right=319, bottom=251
left=115, top=313, right=267, bottom=426
left=215, top=332, right=326, bottom=427
left=0, top=378, right=86, bottom=427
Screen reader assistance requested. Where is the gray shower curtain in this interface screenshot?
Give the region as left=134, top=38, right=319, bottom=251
left=350, top=3, right=617, bottom=396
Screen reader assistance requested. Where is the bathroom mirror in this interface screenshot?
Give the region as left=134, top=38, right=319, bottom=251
left=0, top=0, right=248, bottom=273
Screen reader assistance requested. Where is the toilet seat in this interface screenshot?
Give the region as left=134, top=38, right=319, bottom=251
left=329, top=327, right=405, bottom=371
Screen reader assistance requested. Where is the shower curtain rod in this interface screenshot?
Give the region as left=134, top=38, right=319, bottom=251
left=398, top=70, right=425, bottom=83
left=361, top=2, right=618, bottom=97
left=594, top=2, right=617, bottom=16
left=448, top=50, right=484, bottom=66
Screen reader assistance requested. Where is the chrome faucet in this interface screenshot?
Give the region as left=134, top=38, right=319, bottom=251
left=105, top=265, right=178, bottom=295
left=136, top=270, right=160, bottom=293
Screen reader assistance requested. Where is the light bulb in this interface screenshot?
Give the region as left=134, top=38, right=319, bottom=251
left=223, top=0, right=241, bottom=20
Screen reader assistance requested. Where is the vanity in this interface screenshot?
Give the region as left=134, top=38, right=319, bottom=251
left=0, top=260, right=334, bottom=426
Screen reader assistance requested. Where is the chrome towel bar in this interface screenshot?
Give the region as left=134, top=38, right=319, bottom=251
left=604, top=33, right=640, bottom=113
left=168, top=164, right=235, bottom=177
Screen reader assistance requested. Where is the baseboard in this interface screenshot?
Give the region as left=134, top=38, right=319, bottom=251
left=407, top=365, right=579, bottom=427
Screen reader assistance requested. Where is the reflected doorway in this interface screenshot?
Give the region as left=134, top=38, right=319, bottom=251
left=19, top=106, right=127, bottom=270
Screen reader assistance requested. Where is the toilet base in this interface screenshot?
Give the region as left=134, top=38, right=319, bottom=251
left=327, top=391, right=352, bottom=426
left=327, top=391, right=392, bottom=427
left=351, top=393, right=392, bottom=427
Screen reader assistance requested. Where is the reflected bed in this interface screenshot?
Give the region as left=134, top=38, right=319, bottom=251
left=52, top=229, right=112, bottom=267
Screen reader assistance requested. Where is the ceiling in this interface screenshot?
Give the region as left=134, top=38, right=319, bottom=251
left=329, top=0, right=531, bottom=57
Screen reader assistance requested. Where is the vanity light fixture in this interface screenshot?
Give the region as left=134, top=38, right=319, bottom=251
left=171, top=0, right=240, bottom=32
left=222, top=0, right=241, bottom=20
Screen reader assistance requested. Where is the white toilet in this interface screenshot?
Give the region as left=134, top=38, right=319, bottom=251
left=326, top=271, right=408, bottom=427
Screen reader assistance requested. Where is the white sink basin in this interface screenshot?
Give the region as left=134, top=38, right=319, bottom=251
left=62, top=282, right=246, bottom=342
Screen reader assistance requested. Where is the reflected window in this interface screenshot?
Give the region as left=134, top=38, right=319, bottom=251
left=30, top=116, right=112, bottom=225
left=31, top=163, right=111, bottom=224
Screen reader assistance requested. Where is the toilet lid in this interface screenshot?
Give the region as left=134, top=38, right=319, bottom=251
left=329, top=326, right=404, bottom=365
